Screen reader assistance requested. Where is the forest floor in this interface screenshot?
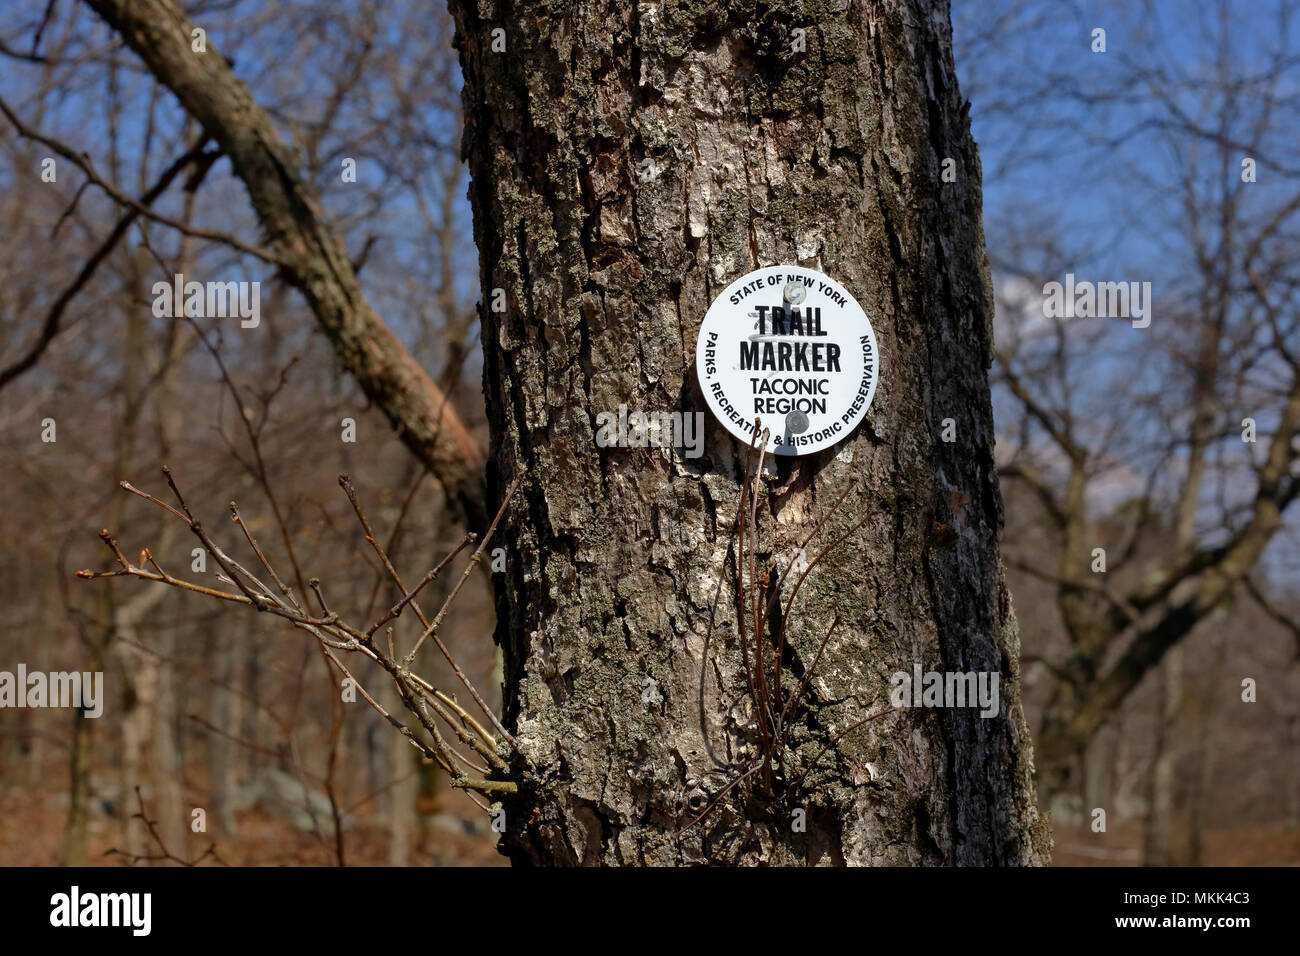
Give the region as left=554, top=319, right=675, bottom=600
left=1051, top=821, right=1300, bottom=866
left=0, top=776, right=504, bottom=866
left=4, top=774, right=1297, bottom=866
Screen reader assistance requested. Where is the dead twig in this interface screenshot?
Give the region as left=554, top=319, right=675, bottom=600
left=80, top=468, right=523, bottom=803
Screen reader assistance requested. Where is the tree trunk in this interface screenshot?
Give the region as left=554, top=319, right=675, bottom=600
left=1187, top=627, right=1228, bottom=865
left=387, top=686, right=416, bottom=867
left=114, top=571, right=176, bottom=859
left=1286, top=697, right=1300, bottom=833
left=208, top=633, right=239, bottom=835
left=1143, top=645, right=1182, bottom=866
left=152, top=629, right=189, bottom=861
left=62, top=656, right=100, bottom=866
left=452, top=0, right=1048, bottom=865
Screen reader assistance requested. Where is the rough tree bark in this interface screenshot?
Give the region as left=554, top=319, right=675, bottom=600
left=451, top=0, right=1049, bottom=864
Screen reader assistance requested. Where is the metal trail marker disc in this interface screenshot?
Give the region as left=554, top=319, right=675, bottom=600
left=695, top=265, right=880, bottom=456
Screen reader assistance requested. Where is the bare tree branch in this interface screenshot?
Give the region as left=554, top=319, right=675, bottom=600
left=80, top=0, right=489, bottom=529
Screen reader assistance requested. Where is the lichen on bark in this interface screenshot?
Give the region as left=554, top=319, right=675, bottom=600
left=450, top=0, right=1049, bottom=865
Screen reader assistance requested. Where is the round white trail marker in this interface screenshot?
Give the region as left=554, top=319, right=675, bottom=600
left=695, top=265, right=880, bottom=456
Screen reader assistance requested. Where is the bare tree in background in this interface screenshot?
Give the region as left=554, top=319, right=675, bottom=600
left=956, top=0, right=1300, bottom=861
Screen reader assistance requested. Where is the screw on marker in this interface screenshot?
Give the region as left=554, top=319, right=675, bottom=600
left=783, top=281, right=809, bottom=433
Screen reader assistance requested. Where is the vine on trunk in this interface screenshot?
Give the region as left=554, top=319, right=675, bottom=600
left=687, top=421, right=895, bottom=832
